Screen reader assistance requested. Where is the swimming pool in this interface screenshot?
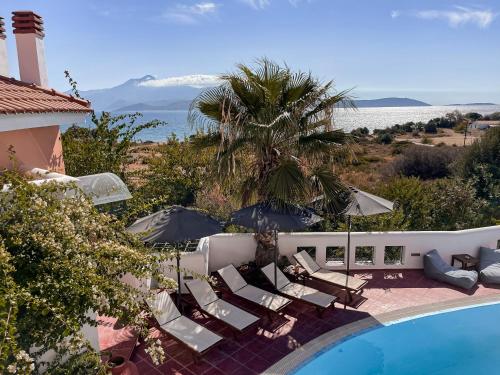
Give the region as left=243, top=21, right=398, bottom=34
left=293, top=303, right=500, bottom=374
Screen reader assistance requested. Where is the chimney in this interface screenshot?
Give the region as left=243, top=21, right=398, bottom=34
left=12, top=11, right=48, bottom=87
left=0, top=17, right=8, bottom=76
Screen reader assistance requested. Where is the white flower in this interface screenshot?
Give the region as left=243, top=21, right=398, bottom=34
left=7, top=364, right=17, bottom=373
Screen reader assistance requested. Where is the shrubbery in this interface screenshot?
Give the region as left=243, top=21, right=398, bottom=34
left=0, top=173, right=175, bottom=372
left=376, top=132, right=393, bottom=144
left=350, top=127, right=370, bottom=138
left=62, top=112, right=165, bottom=178
left=390, top=145, right=461, bottom=179
left=424, top=122, right=437, bottom=134
left=455, top=127, right=500, bottom=216
left=350, top=177, right=492, bottom=232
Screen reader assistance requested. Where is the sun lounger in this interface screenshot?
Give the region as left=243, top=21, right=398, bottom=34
left=478, top=246, right=500, bottom=284
left=424, top=249, right=478, bottom=290
left=293, top=250, right=367, bottom=302
left=261, top=263, right=336, bottom=315
left=217, top=264, right=292, bottom=316
left=185, top=279, right=260, bottom=335
left=146, top=291, right=223, bottom=358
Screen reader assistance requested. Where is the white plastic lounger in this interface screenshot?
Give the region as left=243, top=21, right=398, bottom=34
left=294, top=250, right=367, bottom=301
left=146, top=291, right=222, bottom=357
left=185, top=279, right=260, bottom=334
left=261, top=263, right=336, bottom=315
left=217, top=264, right=292, bottom=315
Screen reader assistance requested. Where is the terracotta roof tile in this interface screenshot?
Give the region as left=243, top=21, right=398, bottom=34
left=0, top=75, right=92, bottom=115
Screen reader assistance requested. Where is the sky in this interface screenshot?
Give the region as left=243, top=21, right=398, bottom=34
left=1, top=0, right=499, bottom=104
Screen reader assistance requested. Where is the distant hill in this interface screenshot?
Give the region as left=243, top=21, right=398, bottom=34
left=353, top=97, right=431, bottom=108
left=446, top=103, right=496, bottom=106
left=78, top=76, right=433, bottom=111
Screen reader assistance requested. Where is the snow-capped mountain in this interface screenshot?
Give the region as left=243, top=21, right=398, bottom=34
left=78, top=75, right=216, bottom=110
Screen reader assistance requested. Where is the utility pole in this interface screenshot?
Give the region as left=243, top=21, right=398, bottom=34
left=464, top=120, right=471, bottom=146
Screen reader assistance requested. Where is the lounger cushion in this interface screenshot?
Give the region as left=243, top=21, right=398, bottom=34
left=185, top=280, right=219, bottom=307
left=235, top=285, right=291, bottom=312
left=217, top=265, right=247, bottom=292
left=294, top=251, right=321, bottom=275
left=147, top=291, right=181, bottom=325
left=279, top=283, right=335, bottom=309
left=204, top=299, right=259, bottom=331
left=478, top=247, right=500, bottom=284
left=161, top=316, right=222, bottom=353
left=312, top=269, right=367, bottom=291
left=424, top=250, right=478, bottom=290
left=261, top=263, right=291, bottom=289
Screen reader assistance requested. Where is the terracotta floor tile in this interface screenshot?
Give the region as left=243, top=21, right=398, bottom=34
left=99, top=270, right=500, bottom=374
left=214, top=357, right=242, bottom=373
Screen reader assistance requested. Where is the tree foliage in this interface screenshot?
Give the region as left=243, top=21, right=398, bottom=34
left=455, top=127, right=500, bottom=216
left=189, top=58, right=354, bottom=211
left=0, top=173, right=175, bottom=372
left=349, top=177, right=492, bottom=232
left=62, top=112, right=165, bottom=178
left=123, top=135, right=218, bottom=223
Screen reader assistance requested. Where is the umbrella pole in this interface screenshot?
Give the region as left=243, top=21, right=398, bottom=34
left=176, top=245, right=182, bottom=311
left=274, top=230, right=278, bottom=288
left=344, top=215, right=352, bottom=309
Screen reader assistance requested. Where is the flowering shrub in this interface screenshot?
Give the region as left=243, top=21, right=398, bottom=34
left=0, top=172, right=175, bottom=372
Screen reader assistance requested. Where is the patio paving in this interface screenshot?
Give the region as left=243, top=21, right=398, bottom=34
left=99, top=269, right=500, bottom=374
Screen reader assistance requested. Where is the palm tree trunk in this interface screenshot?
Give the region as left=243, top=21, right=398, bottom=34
left=254, top=232, right=276, bottom=267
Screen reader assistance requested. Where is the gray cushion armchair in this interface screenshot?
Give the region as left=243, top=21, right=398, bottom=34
left=424, top=249, right=478, bottom=290
left=478, top=246, right=500, bottom=284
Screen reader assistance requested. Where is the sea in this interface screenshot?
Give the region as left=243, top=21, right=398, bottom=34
left=60, top=104, right=500, bottom=142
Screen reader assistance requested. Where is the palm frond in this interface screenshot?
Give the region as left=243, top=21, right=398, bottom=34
left=266, top=159, right=307, bottom=202
left=309, top=166, right=349, bottom=213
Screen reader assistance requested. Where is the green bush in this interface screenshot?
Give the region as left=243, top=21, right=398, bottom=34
left=349, top=177, right=492, bottom=232
left=455, top=127, right=500, bottom=216
left=351, top=127, right=370, bottom=138
left=424, top=122, right=437, bottom=134
left=124, top=135, right=217, bottom=224
left=377, top=132, right=393, bottom=144
left=47, top=351, right=105, bottom=375
left=390, top=145, right=461, bottom=179
left=0, top=173, right=175, bottom=371
left=62, top=112, right=165, bottom=178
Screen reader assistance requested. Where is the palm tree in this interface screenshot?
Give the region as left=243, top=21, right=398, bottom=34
left=189, top=59, right=354, bottom=210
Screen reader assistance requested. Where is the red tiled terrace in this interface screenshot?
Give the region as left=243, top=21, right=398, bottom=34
left=99, top=270, right=500, bottom=375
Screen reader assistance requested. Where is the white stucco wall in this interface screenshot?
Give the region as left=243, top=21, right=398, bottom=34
left=118, top=226, right=500, bottom=296
left=158, top=237, right=210, bottom=293
left=207, top=226, right=500, bottom=272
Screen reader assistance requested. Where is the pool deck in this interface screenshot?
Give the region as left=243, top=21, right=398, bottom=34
left=99, top=270, right=500, bottom=375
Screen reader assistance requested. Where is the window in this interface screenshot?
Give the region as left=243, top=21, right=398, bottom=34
left=355, top=246, right=375, bottom=265
left=297, top=246, right=316, bottom=260
left=384, top=246, right=405, bottom=265
left=326, top=246, right=345, bottom=264
left=497, top=240, right=500, bottom=249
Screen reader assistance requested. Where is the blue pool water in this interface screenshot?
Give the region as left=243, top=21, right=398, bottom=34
left=294, top=303, right=500, bottom=375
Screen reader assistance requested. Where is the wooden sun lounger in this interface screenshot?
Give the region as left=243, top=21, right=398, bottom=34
left=185, top=279, right=260, bottom=337
left=217, top=264, right=292, bottom=318
left=293, top=250, right=368, bottom=302
left=146, top=291, right=223, bottom=361
left=261, top=263, right=336, bottom=316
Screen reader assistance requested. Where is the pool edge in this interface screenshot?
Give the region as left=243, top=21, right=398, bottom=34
left=261, top=293, right=500, bottom=375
